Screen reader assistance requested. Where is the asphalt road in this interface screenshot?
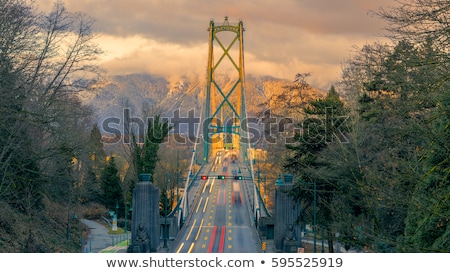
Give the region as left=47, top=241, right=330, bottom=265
left=171, top=152, right=261, bottom=253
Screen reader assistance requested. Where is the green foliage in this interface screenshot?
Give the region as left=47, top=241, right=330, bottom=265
left=159, top=189, right=173, bottom=217
left=285, top=85, right=348, bottom=172
left=403, top=88, right=450, bottom=252
left=100, top=157, right=122, bottom=212
left=137, top=115, right=172, bottom=177
left=285, top=85, right=348, bottom=171
left=285, top=85, right=349, bottom=249
left=285, top=27, right=450, bottom=253
left=332, top=35, right=449, bottom=252
left=89, top=124, right=107, bottom=172
left=126, top=114, right=172, bottom=209
left=81, top=124, right=106, bottom=202
left=138, top=115, right=172, bottom=216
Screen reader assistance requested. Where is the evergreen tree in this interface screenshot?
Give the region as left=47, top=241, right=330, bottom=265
left=285, top=85, right=349, bottom=252
left=89, top=123, right=107, bottom=176
left=100, top=156, right=122, bottom=212
left=82, top=124, right=106, bottom=202
left=138, top=115, right=172, bottom=216
left=403, top=84, right=450, bottom=252
left=334, top=37, right=449, bottom=252
left=138, top=115, right=172, bottom=176
left=126, top=114, right=171, bottom=202
left=285, top=85, right=348, bottom=171
left=368, top=0, right=450, bottom=252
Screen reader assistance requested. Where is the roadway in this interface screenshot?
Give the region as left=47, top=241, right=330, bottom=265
left=172, top=151, right=261, bottom=253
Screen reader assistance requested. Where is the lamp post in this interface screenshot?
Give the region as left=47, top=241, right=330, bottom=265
left=110, top=200, right=119, bottom=232
left=163, top=175, right=169, bottom=248
left=115, top=200, right=119, bottom=220
left=275, top=174, right=283, bottom=186
left=299, top=178, right=317, bottom=252
left=66, top=208, right=77, bottom=240
left=298, top=200, right=302, bottom=248
left=257, top=165, right=261, bottom=196
left=321, top=225, right=325, bottom=253
left=124, top=202, right=128, bottom=244
left=313, top=179, right=317, bottom=253
left=126, top=202, right=132, bottom=245
left=263, top=175, right=267, bottom=203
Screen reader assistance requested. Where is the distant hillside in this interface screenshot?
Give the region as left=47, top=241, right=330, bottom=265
left=78, top=73, right=326, bottom=132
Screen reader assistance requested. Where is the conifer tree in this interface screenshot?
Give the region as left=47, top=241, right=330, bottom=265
left=138, top=115, right=172, bottom=177
left=100, top=156, right=122, bottom=212
left=82, top=124, right=106, bottom=202
left=285, top=85, right=349, bottom=252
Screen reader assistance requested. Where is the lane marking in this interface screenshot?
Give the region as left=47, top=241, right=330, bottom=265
left=187, top=242, right=195, bottom=253
left=185, top=218, right=197, bottom=241
left=196, top=197, right=203, bottom=213
left=209, top=178, right=215, bottom=193
left=202, top=179, right=209, bottom=193
left=195, top=219, right=204, bottom=241
left=203, top=197, right=209, bottom=213
left=176, top=243, right=184, bottom=253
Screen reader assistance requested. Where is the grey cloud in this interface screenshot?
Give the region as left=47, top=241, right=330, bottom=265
left=36, top=0, right=394, bottom=89
left=48, top=0, right=391, bottom=41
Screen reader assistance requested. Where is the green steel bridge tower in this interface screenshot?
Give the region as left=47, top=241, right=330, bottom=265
left=203, top=16, right=250, bottom=163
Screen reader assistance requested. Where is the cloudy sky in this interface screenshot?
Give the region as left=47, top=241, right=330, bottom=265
left=36, top=0, right=397, bottom=90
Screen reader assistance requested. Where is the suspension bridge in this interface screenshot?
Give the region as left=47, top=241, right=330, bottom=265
left=168, top=17, right=272, bottom=253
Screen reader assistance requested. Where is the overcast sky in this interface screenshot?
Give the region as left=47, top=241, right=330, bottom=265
left=36, top=0, right=397, bottom=90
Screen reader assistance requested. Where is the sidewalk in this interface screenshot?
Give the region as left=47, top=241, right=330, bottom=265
left=81, top=218, right=128, bottom=253
left=81, top=218, right=171, bottom=253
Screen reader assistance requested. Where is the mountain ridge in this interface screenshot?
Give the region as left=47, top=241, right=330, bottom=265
left=79, top=73, right=327, bottom=131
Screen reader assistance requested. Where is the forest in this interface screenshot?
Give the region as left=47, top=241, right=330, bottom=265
left=280, top=1, right=449, bottom=251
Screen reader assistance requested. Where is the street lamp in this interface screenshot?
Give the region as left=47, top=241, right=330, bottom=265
left=124, top=202, right=128, bottom=244
left=124, top=201, right=127, bottom=239
left=115, top=200, right=119, bottom=220
left=124, top=201, right=132, bottom=245
left=163, top=175, right=169, bottom=248
left=299, top=178, right=317, bottom=252
left=275, top=174, right=283, bottom=186
left=66, top=209, right=77, bottom=240
left=312, top=179, right=317, bottom=253
left=263, top=175, right=267, bottom=203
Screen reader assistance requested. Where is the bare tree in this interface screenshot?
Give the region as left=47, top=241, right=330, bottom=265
left=0, top=0, right=103, bottom=251
left=372, top=0, right=450, bottom=51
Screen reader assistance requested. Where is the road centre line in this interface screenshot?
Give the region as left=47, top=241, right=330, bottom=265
left=185, top=218, right=197, bottom=241
left=195, top=219, right=204, bottom=241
